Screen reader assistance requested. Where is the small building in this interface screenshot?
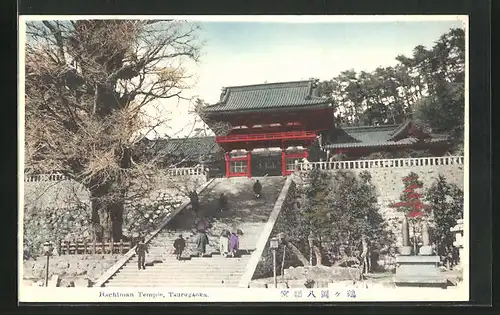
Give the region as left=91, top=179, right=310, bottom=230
left=321, top=120, right=451, bottom=160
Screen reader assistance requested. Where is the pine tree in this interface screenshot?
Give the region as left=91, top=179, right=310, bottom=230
left=425, top=175, right=463, bottom=267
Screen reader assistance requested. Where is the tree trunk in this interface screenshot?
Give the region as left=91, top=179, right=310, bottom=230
left=90, top=186, right=125, bottom=242
left=313, top=245, right=323, bottom=266
left=287, top=242, right=311, bottom=266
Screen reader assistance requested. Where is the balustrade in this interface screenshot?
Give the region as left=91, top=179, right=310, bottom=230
left=296, top=156, right=464, bottom=172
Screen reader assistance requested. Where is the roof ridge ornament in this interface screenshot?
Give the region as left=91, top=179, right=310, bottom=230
left=220, top=87, right=229, bottom=104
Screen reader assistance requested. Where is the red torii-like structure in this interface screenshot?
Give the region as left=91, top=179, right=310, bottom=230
left=199, top=80, right=334, bottom=177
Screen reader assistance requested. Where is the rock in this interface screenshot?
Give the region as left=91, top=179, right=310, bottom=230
left=56, top=261, right=70, bottom=270
left=287, top=280, right=307, bottom=288
left=48, top=274, right=60, bottom=287
left=314, top=280, right=329, bottom=288
left=74, top=278, right=91, bottom=287
left=32, top=263, right=47, bottom=279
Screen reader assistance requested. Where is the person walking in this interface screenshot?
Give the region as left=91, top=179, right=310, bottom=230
left=173, top=234, right=186, bottom=260
left=219, top=193, right=228, bottom=212
left=228, top=229, right=243, bottom=257
left=219, top=230, right=230, bottom=257
left=196, top=231, right=209, bottom=256
left=189, top=190, right=199, bottom=213
left=253, top=180, right=262, bottom=198
left=135, top=237, right=149, bottom=270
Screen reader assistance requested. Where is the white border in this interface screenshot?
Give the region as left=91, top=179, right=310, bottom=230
left=18, top=15, right=470, bottom=303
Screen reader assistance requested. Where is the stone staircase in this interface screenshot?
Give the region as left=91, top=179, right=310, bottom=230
left=104, top=176, right=286, bottom=287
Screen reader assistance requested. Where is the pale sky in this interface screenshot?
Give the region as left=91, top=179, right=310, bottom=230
left=147, top=17, right=466, bottom=139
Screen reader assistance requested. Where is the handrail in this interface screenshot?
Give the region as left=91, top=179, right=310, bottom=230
left=237, top=176, right=295, bottom=288
left=93, top=178, right=215, bottom=287
left=296, top=156, right=464, bottom=171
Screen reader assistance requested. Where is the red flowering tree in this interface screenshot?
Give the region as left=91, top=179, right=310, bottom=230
left=390, top=172, right=430, bottom=252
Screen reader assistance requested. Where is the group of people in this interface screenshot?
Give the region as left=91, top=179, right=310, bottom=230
left=135, top=180, right=263, bottom=268
left=219, top=229, right=244, bottom=257
left=172, top=227, right=244, bottom=259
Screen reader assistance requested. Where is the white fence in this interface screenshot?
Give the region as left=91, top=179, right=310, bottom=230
left=165, top=164, right=207, bottom=176
left=25, top=165, right=208, bottom=182
left=296, top=156, right=464, bottom=171
left=24, top=173, right=69, bottom=182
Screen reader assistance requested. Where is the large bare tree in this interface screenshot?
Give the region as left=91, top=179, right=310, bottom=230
left=24, top=19, right=202, bottom=242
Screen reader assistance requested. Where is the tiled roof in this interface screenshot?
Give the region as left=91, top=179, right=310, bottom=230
left=203, top=80, right=331, bottom=113
left=147, top=137, right=223, bottom=160
left=324, top=122, right=449, bottom=149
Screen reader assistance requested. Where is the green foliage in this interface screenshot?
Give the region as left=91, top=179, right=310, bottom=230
left=319, top=28, right=465, bottom=146
left=276, top=170, right=394, bottom=266
left=425, top=175, right=463, bottom=265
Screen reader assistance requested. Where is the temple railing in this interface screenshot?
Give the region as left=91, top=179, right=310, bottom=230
left=296, top=156, right=464, bottom=171
left=165, top=164, right=207, bottom=176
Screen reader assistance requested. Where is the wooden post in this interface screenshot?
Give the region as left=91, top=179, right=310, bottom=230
left=83, top=240, right=87, bottom=255
left=102, top=240, right=105, bottom=254
left=120, top=239, right=124, bottom=254
left=225, top=153, right=230, bottom=178
left=66, top=241, right=70, bottom=255
left=247, top=151, right=252, bottom=178
left=110, top=238, right=114, bottom=254
left=92, top=239, right=96, bottom=255
left=273, top=248, right=277, bottom=288
left=281, top=149, right=286, bottom=176
left=281, top=246, right=286, bottom=280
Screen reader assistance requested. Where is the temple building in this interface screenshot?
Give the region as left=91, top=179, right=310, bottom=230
left=147, top=80, right=452, bottom=178
left=321, top=120, right=451, bottom=161
left=199, top=80, right=334, bottom=177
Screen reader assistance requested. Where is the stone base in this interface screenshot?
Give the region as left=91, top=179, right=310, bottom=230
left=419, top=245, right=433, bottom=255
left=399, top=246, right=412, bottom=256
left=395, top=255, right=446, bottom=287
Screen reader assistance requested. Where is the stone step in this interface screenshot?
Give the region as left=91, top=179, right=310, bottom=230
left=105, top=282, right=240, bottom=287
left=111, top=274, right=243, bottom=280
left=124, top=256, right=250, bottom=264
left=109, top=278, right=240, bottom=287
left=119, top=265, right=248, bottom=273
left=105, top=177, right=286, bottom=288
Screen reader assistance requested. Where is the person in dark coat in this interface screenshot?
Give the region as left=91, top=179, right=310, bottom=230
left=219, top=193, right=228, bottom=212
left=196, top=231, right=209, bottom=256
left=189, top=190, right=199, bottom=213
left=135, top=237, right=149, bottom=270
left=253, top=180, right=262, bottom=198
left=173, top=234, right=186, bottom=260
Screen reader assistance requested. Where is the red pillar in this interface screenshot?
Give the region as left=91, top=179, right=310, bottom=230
left=247, top=151, right=252, bottom=178
left=281, top=149, right=286, bottom=176
left=225, top=153, right=230, bottom=178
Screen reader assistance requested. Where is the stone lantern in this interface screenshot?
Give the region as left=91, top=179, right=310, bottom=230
left=450, top=219, right=464, bottom=270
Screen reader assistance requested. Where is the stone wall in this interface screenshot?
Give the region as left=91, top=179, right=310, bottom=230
left=23, top=254, right=121, bottom=287
left=22, top=172, right=207, bottom=258
left=291, top=162, right=465, bottom=269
